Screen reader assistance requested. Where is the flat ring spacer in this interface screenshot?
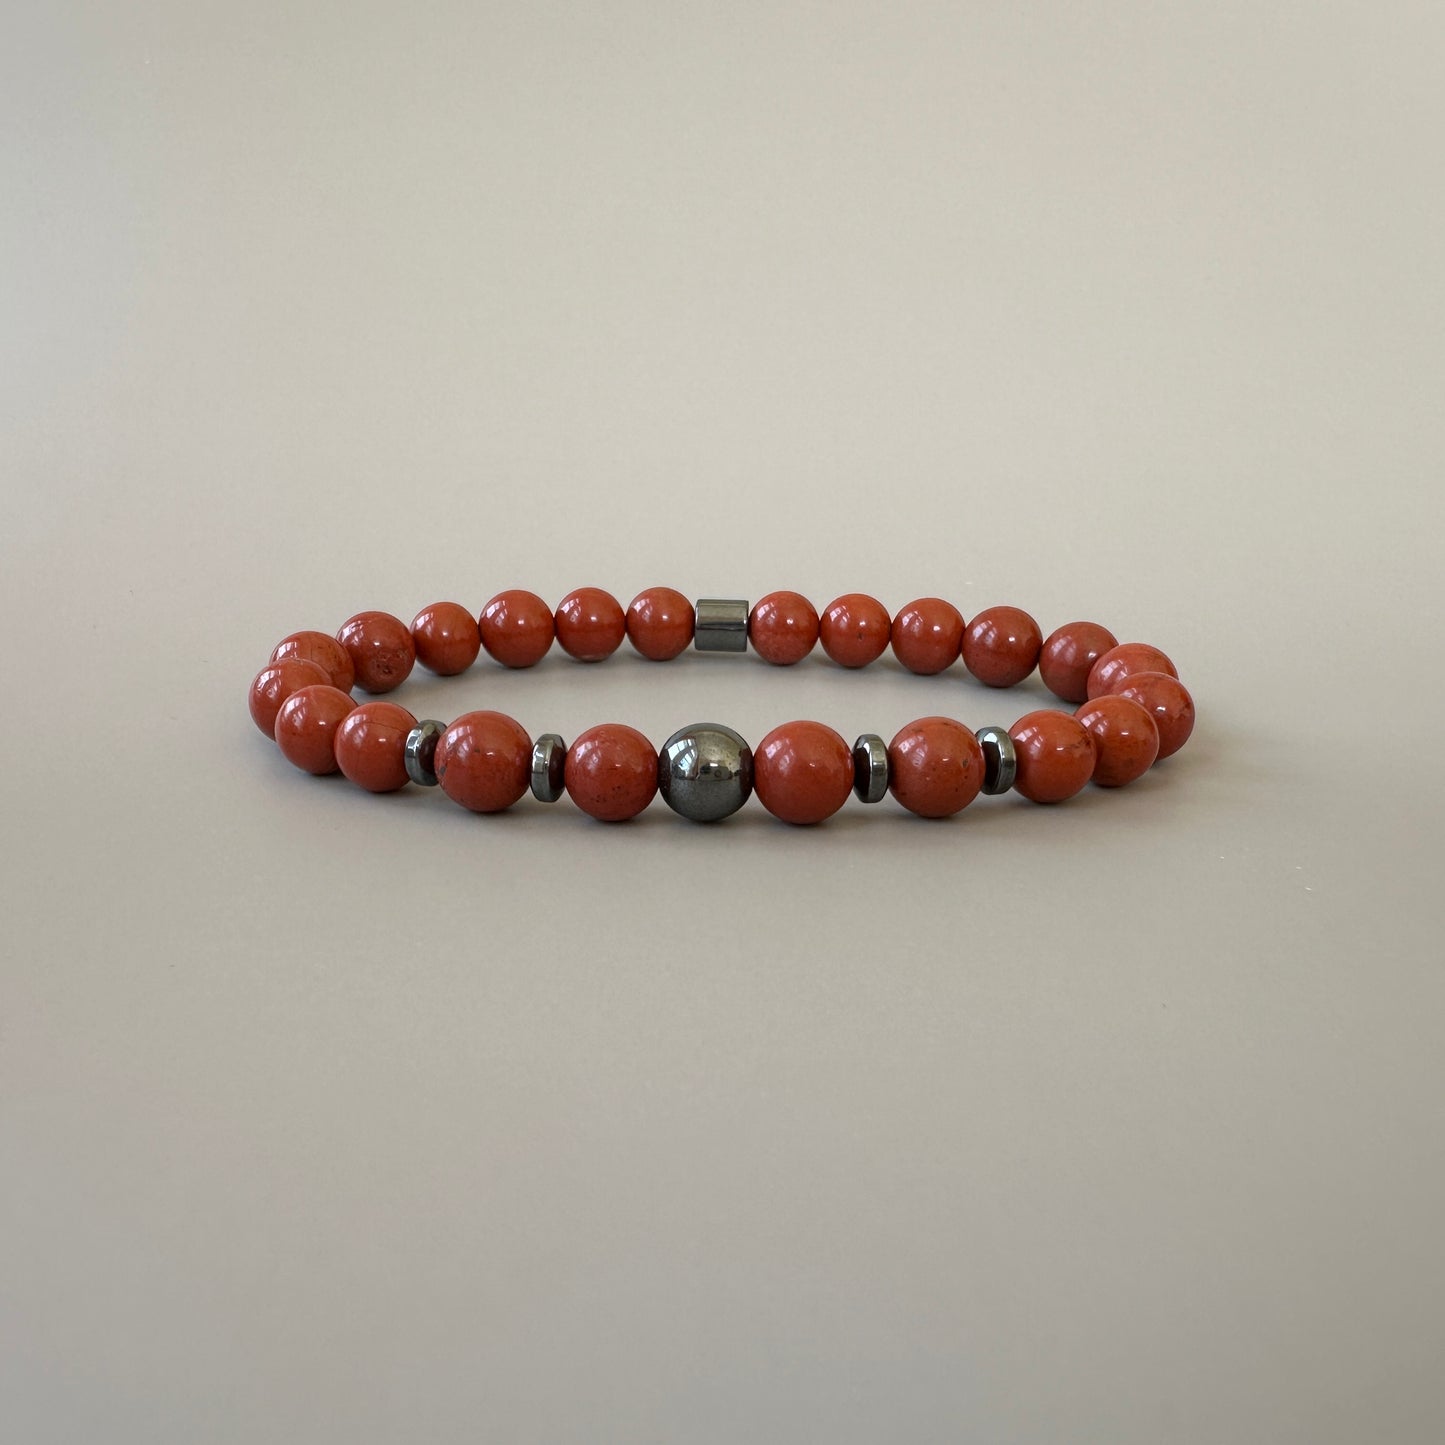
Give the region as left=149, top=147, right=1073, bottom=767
left=530, top=733, right=567, bottom=802
left=403, top=720, right=446, bottom=787
left=851, top=733, right=890, bottom=803
left=975, top=725, right=1017, bottom=795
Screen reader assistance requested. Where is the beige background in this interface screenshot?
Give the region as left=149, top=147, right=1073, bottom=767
left=3, top=3, right=1444, bottom=1441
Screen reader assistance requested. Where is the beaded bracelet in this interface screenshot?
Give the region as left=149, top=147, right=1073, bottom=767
left=248, top=589, right=1196, bottom=824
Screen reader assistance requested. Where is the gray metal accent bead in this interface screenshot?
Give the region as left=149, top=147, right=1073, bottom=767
left=530, top=733, right=567, bottom=802
left=657, top=723, right=753, bottom=821
left=694, top=598, right=750, bottom=653
left=976, top=725, right=1018, bottom=795
left=851, top=733, right=890, bottom=804
left=403, top=719, right=446, bottom=787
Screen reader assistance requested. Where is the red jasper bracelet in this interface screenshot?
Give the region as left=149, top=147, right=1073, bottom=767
left=248, top=588, right=1195, bottom=825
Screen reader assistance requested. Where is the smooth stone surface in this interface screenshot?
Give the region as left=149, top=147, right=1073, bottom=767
left=564, top=723, right=659, bottom=822
left=1009, top=710, right=1097, bottom=803
left=890, top=598, right=964, bottom=675
left=754, top=720, right=854, bottom=825
left=626, top=587, right=695, bottom=660
left=1087, top=641, right=1179, bottom=700
left=887, top=716, right=986, bottom=817
left=1075, top=694, right=1161, bottom=787
left=555, top=587, right=626, bottom=662
left=434, top=710, right=533, bottom=812
left=336, top=611, right=416, bottom=694
left=962, top=605, right=1044, bottom=688
left=748, top=591, right=819, bottom=666
left=1039, top=621, right=1119, bottom=703
left=1116, top=672, right=1197, bottom=760
left=333, top=700, right=418, bottom=793
left=657, top=724, right=753, bottom=822
left=248, top=658, right=332, bottom=738
left=273, top=684, right=357, bottom=775
left=270, top=631, right=355, bottom=693
left=410, top=601, right=481, bottom=676
left=479, top=590, right=555, bottom=669
left=819, top=593, right=891, bottom=669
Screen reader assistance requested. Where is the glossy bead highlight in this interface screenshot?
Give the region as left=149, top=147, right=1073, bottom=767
left=626, top=588, right=695, bottom=661
left=962, top=606, right=1043, bottom=688
left=274, top=684, right=357, bottom=775
left=754, top=721, right=854, bottom=825
left=479, top=590, right=554, bottom=669
left=1008, top=711, right=1096, bottom=803
left=249, top=658, right=332, bottom=738
left=749, top=591, right=819, bottom=666
left=1087, top=642, right=1178, bottom=700
left=271, top=631, right=355, bottom=693
left=410, top=601, right=481, bottom=676
left=336, top=611, right=416, bottom=694
left=891, top=598, right=964, bottom=675
left=1115, top=673, right=1196, bottom=760
left=1039, top=622, right=1119, bottom=703
left=565, top=724, right=659, bottom=821
left=820, top=593, right=891, bottom=669
left=1075, top=694, right=1160, bottom=787
left=334, top=701, right=418, bottom=793
left=434, top=710, right=533, bottom=813
left=887, top=716, right=985, bottom=817
left=555, top=587, right=626, bottom=662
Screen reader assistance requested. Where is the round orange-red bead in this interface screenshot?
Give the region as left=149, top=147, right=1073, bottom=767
left=336, top=611, right=415, bottom=694
left=1008, top=711, right=1096, bottom=803
left=410, top=601, right=481, bottom=676
left=334, top=701, right=418, bottom=793
left=887, top=716, right=985, bottom=817
left=479, top=590, right=554, bottom=669
left=748, top=591, right=819, bottom=666
left=1087, top=642, right=1178, bottom=700
left=555, top=588, right=626, bottom=662
left=891, top=598, right=964, bottom=675
left=271, top=631, right=355, bottom=693
left=564, top=724, right=658, bottom=821
left=1074, top=694, right=1160, bottom=787
left=249, top=658, right=331, bottom=738
left=274, top=684, right=357, bottom=775
left=819, top=593, right=891, bottom=669
left=1039, top=621, right=1118, bottom=703
left=1115, top=672, right=1196, bottom=760
left=962, top=605, right=1043, bottom=688
left=434, top=710, right=532, bottom=813
left=626, top=588, right=695, bottom=661
left=754, top=721, right=854, bottom=825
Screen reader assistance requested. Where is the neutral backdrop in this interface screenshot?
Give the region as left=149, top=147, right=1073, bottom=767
left=3, top=3, right=1443, bottom=1442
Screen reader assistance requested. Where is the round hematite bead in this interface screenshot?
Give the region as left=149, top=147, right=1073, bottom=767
left=851, top=733, right=890, bottom=803
left=530, top=733, right=567, bottom=802
left=657, top=723, right=753, bottom=821
left=975, top=725, right=1018, bottom=795
left=403, top=719, right=447, bottom=787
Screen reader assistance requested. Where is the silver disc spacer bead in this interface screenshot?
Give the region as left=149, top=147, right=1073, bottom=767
left=851, top=733, right=890, bottom=804
left=694, top=598, right=749, bottom=653
left=404, top=719, right=447, bottom=787
left=976, top=725, right=1018, bottom=795
left=657, top=723, right=753, bottom=821
left=531, top=733, right=567, bottom=802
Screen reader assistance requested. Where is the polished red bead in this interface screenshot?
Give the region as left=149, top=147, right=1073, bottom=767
left=748, top=591, right=819, bottom=666
left=274, top=684, right=357, bottom=775
left=1008, top=711, right=1097, bottom=803
left=410, top=601, right=481, bottom=676
left=336, top=611, right=416, bottom=694
left=249, top=658, right=331, bottom=738
left=434, top=710, right=532, bottom=813
left=555, top=587, right=626, bottom=662
left=1087, top=642, right=1178, bottom=700
left=754, top=721, right=854, bottom=825
left=626, top=588, right=695, bottom=661
left=819, top=593, right=891, bottom=669
left=887, top=717, right=985, bottom=817
left=1115, top=672, right=1196, bottom=760
left=962, top=605, right=1043, bottom=688
left=891, top=598, right=964, bottom=675
left=479, top=590, right=554, bottom=669
left=334, top=701, right=418, bottom=793
left=270, top=631, right=355, bottom=693
left=1074, top=694, right=1160, bottom=787
left=564, top=723, right=658, bottom=821
left=1039, top=621, right=1119, bottom=703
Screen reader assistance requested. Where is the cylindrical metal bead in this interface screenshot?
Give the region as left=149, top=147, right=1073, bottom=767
left=403, top=719, right=447, bottom=787
left=851, top=733, right=890, bottom=803
left=975, top=725, right=1018, bottom=795
left=530, top=733, right=567, bottom=802
left=657, top=723, right=753, bottom=821
left=694, top=598, right=749, bottom=653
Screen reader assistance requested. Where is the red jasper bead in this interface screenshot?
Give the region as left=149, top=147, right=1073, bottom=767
left=1039, top=621, right=1119, bottom=703
left=564, top=723, right=658, bottom=821
left=1008, top=711, right=1097, bottom=803
left=336, top=611, right=415, bottom=694
left=555, top=587, right=626, bottom=662
left=749, top=591, right=819, bottom=666
left=1087, top=642, right=1178, bottom=700
left=754, top=721, right=854, bottom=825
left=334, top=701, right=418, bottom=793
left=434, top=710, right=532, bottom=813
left=626, top=588, right=695, bottom=661
left=891, top=598, right=964, bottom=675
left=274, top=684, right=357, bottom=775
left=887, top=716, right=986, bottom=818
left=962, top=605, right=1043, bottom=688
left=410, top=601, right=481, bottom=676
left=479, top=590, right=554, bottom=669
left=819, top=593, right=891, bottom=669
left=1115, top=672, right=1196, bottom=760
left=249, top=658, right=331, bottom=738
left=1074, top=694, right=1160, bottom=787
left=271, top=631, right=355, bottom=693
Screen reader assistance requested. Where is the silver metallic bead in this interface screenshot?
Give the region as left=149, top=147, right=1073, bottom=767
left=975, top=725, right=1017, bottom=795
left=694, top=598, right=750, bottom=653
left=851, top=733, right=890, bottom=803
left=403, top=719, right=447, bottom=787
left=657, top=723, right=753, bottom=821
left=530, top=733, right=567, bottom=802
